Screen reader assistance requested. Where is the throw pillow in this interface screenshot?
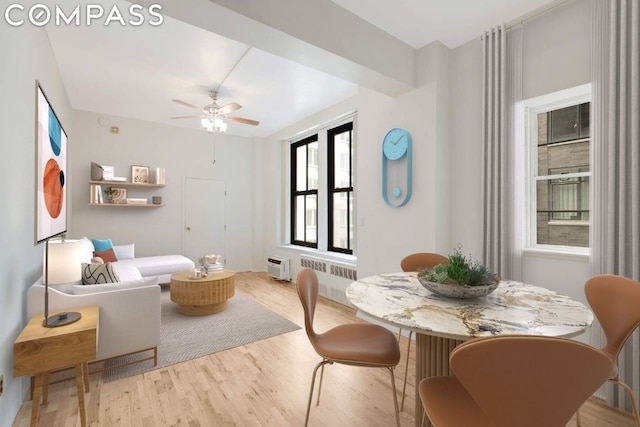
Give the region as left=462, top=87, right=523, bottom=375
left=113, top=244, right=135, bottom=260
left=81, top=262, right=120, bottom=285
left=94, top=248, right=117, bottom=263
left=92, top=238, right=114, bottom=252
left=91, top=256, right=104, bottom=264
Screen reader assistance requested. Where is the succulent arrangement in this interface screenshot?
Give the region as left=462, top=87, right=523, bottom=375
left=419, top=248, right=499, bottom=287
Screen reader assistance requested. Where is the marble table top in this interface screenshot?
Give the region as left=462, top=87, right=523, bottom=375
left=346, top=272, right=593, bottom=340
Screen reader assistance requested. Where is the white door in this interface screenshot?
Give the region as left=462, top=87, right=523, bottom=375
left=183, top=178, right=226, bottom=265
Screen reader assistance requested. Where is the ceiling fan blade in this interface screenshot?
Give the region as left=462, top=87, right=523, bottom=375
left=217, top=102, right=242, bottom=116
left=172, top=99, right=201, bottom=110
left=225, top=116, right=260, bottom=126
left=170, top=115, right=205, bottom=119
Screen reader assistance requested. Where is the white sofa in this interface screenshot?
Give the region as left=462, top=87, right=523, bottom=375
left=27, top=278, right=161, bottom=362
left=26, top=238, right=194, bottom=363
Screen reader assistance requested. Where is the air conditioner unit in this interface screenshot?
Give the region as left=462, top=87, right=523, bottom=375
left=267, top=256, right=290, bottom=281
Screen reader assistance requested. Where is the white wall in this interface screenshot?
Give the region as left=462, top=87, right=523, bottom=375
left=260, top=41, right=452, bottom=297
left=69, top=110, right=256, bottom=271
left=448, top=0, right=592, bottom=304
left=0, top=24, right=73, bottom=427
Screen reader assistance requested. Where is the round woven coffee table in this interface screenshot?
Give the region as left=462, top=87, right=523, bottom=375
left=170, top=269, right=235, bottom=316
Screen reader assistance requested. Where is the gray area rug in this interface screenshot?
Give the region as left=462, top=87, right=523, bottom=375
left=103, top=288, right=300, bottom=382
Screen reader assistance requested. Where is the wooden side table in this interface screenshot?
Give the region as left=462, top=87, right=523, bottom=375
left=14, top=305, right=99, bottom=427
left=170, top=269, right=235, bottom=315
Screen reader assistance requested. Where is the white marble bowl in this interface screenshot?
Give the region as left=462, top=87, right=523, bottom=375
left=418, top=277, right=499, bottom=299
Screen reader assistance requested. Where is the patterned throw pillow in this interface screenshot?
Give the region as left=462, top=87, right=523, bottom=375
left=81, top=262, right=120, bottom=285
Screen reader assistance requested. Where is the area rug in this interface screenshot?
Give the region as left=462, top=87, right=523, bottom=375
left=103, top=288, right=300, bottom=382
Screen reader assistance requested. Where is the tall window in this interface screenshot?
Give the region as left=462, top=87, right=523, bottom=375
left=524, top=85, right=590, bottom=250
left=290, top=120, right=355, bottom=254
left=291, top=135, right=318, bottom=248
left=328, top=122, right=353, bottom=254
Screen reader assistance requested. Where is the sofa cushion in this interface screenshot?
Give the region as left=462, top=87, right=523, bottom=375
left=118, top=255, right=194, bottom=278
left=94, top=248, right=117, bottom=262
left=92, top=238, right=114, bottom=252
left=111, top=261, right=143, bottom=281
left=113, top=244, right=135, bottom=260
left=72, top=276, right=158, bottom=294
left=82, top=262, right=120, bottom=284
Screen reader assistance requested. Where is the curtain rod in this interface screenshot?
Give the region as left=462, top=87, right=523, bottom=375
left=481, top=0, right=570, bottom=37
left=506, top=0, right=570, bottom=30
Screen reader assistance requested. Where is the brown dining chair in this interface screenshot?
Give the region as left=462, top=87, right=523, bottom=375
left=296, top=268, right=401, bottom=427
left=398, top=252, right=447, bottom=410
left=418, top=335, right=613, bottom=427
left=579, top=274, right=640, bottom=426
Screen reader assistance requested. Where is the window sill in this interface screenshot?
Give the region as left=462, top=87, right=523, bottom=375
left=277, top=244, right=357, bottom=267
left=547, top=220, right=590, bottom=227
left=522, top=246, right=589, bottom=262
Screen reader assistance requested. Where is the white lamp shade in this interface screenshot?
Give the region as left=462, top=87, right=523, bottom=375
left=44, top=239, right=85, bottom=284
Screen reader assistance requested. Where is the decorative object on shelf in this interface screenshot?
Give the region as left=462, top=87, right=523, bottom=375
left=126, top=197, right=147, bottom=205
left=102, top=165, right=114, bottom=181
left=90, top=184, right=104, bottom=203
left=382, top=127, right=412, bottom=207
left=152, top=167, right=165, bottom=184
left=152, top=196, right=162, bottom=205
left=132, top=165, right=150, bottom=183
left=36, top=81, right=68, bottom=243
left=418, top=248, right=500, bottom=299
left=104, top=187, right=126, bottom=204
left=90, top=162, right=103, bottom=180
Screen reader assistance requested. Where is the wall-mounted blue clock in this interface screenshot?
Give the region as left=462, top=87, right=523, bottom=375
left=382, top=128, right=412, bottom=207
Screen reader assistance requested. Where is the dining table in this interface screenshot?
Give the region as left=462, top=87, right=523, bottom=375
left=345, top=272, right=594, bottom=427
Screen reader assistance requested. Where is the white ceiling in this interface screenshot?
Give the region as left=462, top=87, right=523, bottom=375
left=46, top=0, right=557, bottom=138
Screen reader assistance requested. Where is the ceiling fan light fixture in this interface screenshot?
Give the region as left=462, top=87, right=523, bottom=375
left=201, top=117, right=227, bottom=133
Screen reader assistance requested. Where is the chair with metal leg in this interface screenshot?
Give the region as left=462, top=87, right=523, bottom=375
left=578, top=274, right=640, bottom=426
left=399, top=252, right=447, bottom=410
left=419, top=335, right=612, bottom=427
left=296, top=268, right=401, bottom=427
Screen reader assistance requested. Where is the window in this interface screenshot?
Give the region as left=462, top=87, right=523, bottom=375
left=290, top=120, right=355, bottom=254
left=328, top=122, right=353, bottom=254
left=524, top=85, right=590, bottom=251
left=291, top=135, right=318, bottom=248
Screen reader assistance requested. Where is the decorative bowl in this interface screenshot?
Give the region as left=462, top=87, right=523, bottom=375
left=417, top=276, right=499, bottom=299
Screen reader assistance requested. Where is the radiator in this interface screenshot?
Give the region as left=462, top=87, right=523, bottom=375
left=267, top=256, right=290, bottom=281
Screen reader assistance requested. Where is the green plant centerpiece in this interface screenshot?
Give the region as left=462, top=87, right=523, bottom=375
left=417, top=248, right=500, bottom=299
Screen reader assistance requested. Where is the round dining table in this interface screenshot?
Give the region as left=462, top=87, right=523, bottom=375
left=346, top=272, right=594, bottom=427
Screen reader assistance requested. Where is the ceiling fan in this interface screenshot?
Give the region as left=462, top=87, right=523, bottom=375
left=171, top=90, right=259, bottom=132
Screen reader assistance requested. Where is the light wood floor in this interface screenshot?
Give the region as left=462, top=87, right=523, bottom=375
left=12, top=272, right=636, bottom=426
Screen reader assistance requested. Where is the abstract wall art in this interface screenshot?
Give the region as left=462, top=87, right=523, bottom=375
left=36, top=81, right=68, bottom=243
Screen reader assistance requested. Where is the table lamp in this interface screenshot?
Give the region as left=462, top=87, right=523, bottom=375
left=43, top=237, right=85, bottom=327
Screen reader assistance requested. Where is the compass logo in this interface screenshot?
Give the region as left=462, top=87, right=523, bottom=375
left=4, top=3, right=163, bottom=27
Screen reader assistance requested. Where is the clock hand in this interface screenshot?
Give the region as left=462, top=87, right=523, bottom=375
left=392, top=135, right=403, bottom=145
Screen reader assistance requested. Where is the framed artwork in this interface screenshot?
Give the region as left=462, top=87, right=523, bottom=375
left=111, top=188, right=127, bottom=204
left=36, top=81, right=68, bottom=243
left=132, top=165, right=149, bottom=183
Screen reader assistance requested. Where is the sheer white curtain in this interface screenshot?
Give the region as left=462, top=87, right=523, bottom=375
left=591, top=0, right=640, bottom=412
left=481, top=24, right=523, bottom=281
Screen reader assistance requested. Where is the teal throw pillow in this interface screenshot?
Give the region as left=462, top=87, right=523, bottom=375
left=92, top=238, right=114, bottom=252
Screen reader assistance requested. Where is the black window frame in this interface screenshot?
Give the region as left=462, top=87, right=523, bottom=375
left=290, top=135, right=318, bottom=248
left=327, top=122, right=353, bottom=254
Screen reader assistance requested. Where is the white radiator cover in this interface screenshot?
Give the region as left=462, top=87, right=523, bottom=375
left=267, top=256, right=290, bottom=281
